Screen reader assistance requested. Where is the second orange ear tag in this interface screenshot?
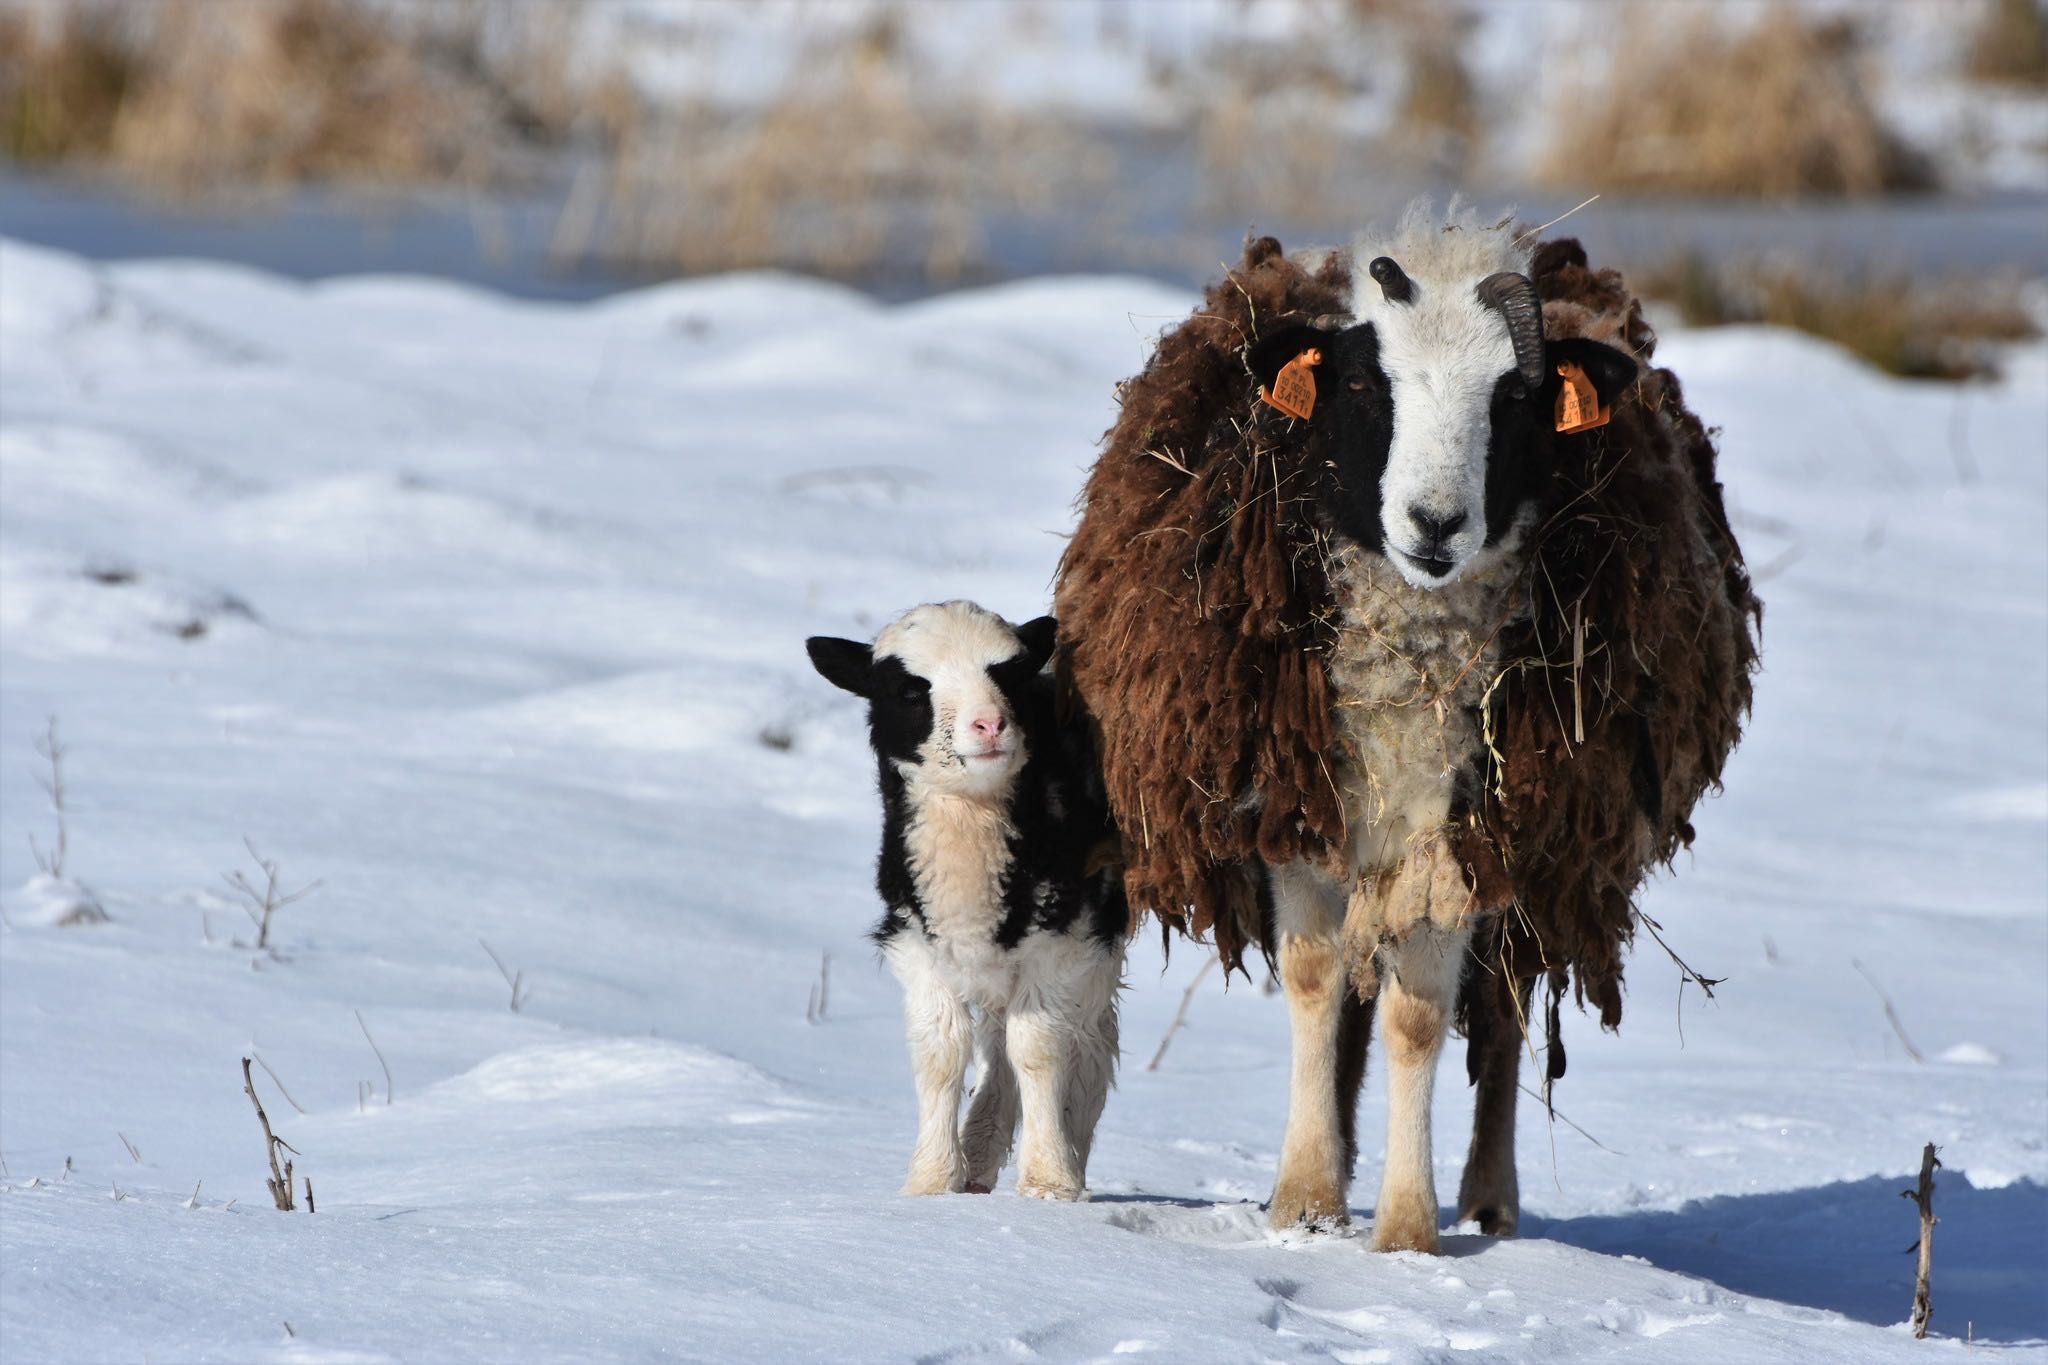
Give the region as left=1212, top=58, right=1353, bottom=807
left=1554, top=361, right=1610, bottom=434
left=1261, top=347, right=1322, bottom=421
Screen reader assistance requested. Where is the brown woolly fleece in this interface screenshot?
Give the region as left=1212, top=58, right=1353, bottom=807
left=1053, top=234, right=1761, bottom=1031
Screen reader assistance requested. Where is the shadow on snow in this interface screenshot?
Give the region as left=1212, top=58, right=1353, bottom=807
left=1525, top=1173, right=2048, bottom=1343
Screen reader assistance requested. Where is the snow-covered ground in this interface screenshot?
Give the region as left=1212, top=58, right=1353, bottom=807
left=1, top=235, right=2043, bottom=1363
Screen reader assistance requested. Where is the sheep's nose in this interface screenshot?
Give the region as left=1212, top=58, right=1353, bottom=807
left=1409, top=506, right=1468, bottom=547
left=971, top=715, right=1006, bottom=740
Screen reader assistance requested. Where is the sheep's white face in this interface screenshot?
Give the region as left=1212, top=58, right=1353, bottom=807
left=1358, top=274, right=1522, bottom=590
left=872, top=602, right=1034, bottom=798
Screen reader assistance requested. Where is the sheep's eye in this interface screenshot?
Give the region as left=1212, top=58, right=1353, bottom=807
left=898, top=680, right=926, bottom=703
left=1346, top=375, right=1367, bottom=393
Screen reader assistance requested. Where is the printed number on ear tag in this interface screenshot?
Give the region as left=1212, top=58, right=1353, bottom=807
left=1261, top=347, right=1322, bottom=421
left=1554, top=361, right=1610, bottom=435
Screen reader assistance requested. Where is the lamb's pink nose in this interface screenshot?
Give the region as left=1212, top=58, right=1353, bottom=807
left=971, top=715, right=1006, bottom=740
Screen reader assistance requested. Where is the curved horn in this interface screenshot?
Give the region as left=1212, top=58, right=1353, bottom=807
left=1475, top=271, right=1546, bottom=387
left=1367, top=256, right=1413, bottom=305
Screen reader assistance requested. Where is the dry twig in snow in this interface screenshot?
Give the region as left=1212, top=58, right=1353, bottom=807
left=29, top=717, right=67, bottom=878
left=240, top=1057, right=298, bottom=1211
left=1904, top=1142, right=1940, bottom=1338
left=806, top=952, right=832, bottom=1025
left=355, top=1010, right=393, bottom=1105
left=479, top=939, right=527, bottom=1012
left=1147, top=954, right=1219, bottom=1072
left=223, top=838, right=322, bottom=951
left=1851, top=958, right=1925, bottom=1063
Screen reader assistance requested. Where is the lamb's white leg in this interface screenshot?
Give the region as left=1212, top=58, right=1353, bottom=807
left=1007, top=978, right=1085, bottom=1201
left=1455, top=976, right=1527, bottom=1237
left=890, top=938, right=972, bottom=1196
left=1269, top=861, right=1352, bottom=1229
left=1062, top=947, right=1122, bottom=1177
left=960, top=1006, right=1017, bottom=1193
left=1372, top=919, right=1474, bottom=1252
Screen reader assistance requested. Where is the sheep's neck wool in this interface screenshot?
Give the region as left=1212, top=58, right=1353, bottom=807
left=1321, top=526, right=1528, bottom=981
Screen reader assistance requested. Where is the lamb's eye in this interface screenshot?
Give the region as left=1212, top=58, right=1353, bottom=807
left=1346, top=376, right=1367, bottom=393
left=898, top=680, right=925, bottom=703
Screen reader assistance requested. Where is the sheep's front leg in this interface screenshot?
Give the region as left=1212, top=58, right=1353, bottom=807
left=1372, top=919, right=1474, bottom=1252
left=1007, top=994, right=1085, bottom=1201
left=960, top=1006, right=1018, bottom=1193
left=1269, top=863, right=1356, bottom=1230
left=891, top=941, right=972, bottom=1195
left=1455, top=974, right=1529, bottom=1237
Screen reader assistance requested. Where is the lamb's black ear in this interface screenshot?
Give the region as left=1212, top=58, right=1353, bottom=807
left=1246, top=324, right=1331, bottom=395
left=806, top=636, right=873, bottom=696
left=1014, top=615, right=1057, bottom=671
left=1548, top=337, right=1639, bottom=408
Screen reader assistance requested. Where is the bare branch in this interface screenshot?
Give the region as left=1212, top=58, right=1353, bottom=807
left=251, top=1052, right=307, bottom=1115
left=29, top=718, right=68, bottom=878
left=1637, top=910, right=1724, bottom=1045
left=1903, top=1142, right=1940, bottom=1337
left=479, top=940, right=527, bottom=1012
left=355, top=1010, right=393, bottom=1105
left=1517, top=1083, right=1627, bottom=1156
left=240, top=1057, right=296, bottom=1211
left=806, top=952, right=832, bottom=1026
left=224, top=841, right=321, bottom=950
left=1146, top=954, right=1219, bottom=1072
left=1851, top=959, right=1925, bottom=1063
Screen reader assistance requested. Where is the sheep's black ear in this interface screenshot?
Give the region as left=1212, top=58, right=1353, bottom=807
left=1246, top=324, right=1331, bottom=395
left=1548, top=337, right=1638, bottom=408
left=1014, top=615, right=1057, bottom=670
left=806, top=636, right=873, bottom=696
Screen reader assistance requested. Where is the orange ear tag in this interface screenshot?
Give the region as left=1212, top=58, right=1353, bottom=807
left=1261, top=347, right=1322, bottom=421
left=1554, top=361, right=1610, bottom=434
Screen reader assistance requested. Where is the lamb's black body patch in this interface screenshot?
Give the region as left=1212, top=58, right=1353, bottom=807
left=985, top=669, right=1128, bottom=950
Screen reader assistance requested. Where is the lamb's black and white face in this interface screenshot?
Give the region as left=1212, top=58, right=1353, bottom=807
left=807, top=602, right=1057, bottom=798
left=1249, top=234, right=1636, bottom=591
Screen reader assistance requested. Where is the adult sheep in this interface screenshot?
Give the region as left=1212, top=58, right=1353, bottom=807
left=1054, top=204, right=1760, bottom=1253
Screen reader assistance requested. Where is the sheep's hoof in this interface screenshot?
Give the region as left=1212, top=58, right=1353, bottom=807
left=900, top=1168, right=965, bottom=1197
left=963, top=1181, right=994, bottom=1195
left=1016, top=1172, right=1082, bottom=1201
left=1268, top=1178, right=1349, bottom=1231
left=1370, top=1207, right=1442, bottom=1254
left=1457, top=1202, right=1518, bottom=1237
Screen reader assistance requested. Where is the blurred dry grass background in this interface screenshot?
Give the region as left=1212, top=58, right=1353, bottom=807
left=1967, top=0, right=2048, bottom=88
left=1538, top=5, right=1933, bottom=198
left=0, top=0, right=592, bottom=194
left=1634, top=254, right=2038, bottom=380
left=0, top=0, right=2039, bottom=373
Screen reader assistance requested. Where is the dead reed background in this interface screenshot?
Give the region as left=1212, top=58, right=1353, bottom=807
left=1, top=0, right=2039, bottom=316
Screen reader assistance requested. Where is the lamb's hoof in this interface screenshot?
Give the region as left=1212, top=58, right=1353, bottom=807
left=963, top=1181, right=994, bottom=1195
left=1370, top=1208, right=1442, bottom=1254
left=1016, top=1173, right=1082, bottom=1201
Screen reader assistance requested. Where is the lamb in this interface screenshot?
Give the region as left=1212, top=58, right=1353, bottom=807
left=1054, top=203, right=1759, bottom=1252
left=808, top=602, right=1125, bottom=1200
